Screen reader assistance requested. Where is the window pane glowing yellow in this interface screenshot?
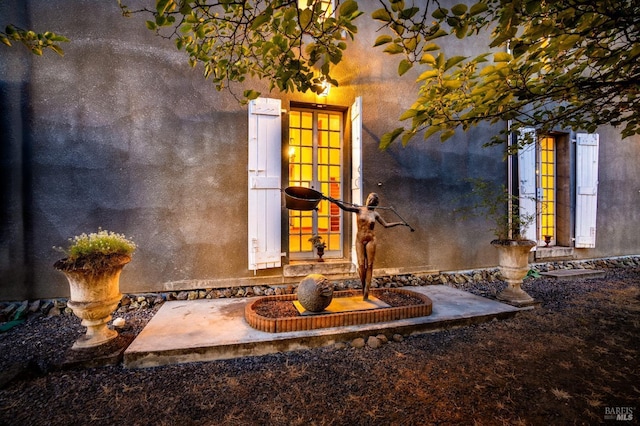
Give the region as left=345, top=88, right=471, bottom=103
left=301, top=112, right=313, bottom=129
left=539, top=136, right=555, bottom=243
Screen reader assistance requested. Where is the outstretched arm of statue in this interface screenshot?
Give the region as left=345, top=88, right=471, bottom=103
left=325, top=196, right=359, bottom=213
left=376, top=214, right=410, bottom=229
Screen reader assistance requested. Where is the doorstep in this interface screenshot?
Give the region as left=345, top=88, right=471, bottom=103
left=535, top=247, right=575, bottom=261
left=540, top=269, right=606, bottom=280
left=283, top=261, right=355, bottom=278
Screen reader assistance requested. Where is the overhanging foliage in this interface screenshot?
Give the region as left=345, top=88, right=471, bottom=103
left=374, top=0, right=640, bottom=148
left=5, top=0, right=638, bottom=146
left=1, top=24, right=68, bottom=56
left=119, top=0, right=363, bottom=101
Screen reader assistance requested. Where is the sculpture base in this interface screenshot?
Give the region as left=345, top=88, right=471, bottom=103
left=245, top=288, right=432, bottom=333
left=293, top=295, right=389, bottom=315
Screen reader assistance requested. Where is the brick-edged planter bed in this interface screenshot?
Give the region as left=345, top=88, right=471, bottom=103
left=245, top=288, right=432, bottom=333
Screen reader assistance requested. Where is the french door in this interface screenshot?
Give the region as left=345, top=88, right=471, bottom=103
left=288, top=108, right=343, bottom=260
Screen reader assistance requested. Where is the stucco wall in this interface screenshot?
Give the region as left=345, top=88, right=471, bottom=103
left=1, top=1, right=638, bottom=300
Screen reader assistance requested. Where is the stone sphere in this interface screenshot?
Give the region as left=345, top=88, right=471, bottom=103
left=297, top=274, right=333, bottom=312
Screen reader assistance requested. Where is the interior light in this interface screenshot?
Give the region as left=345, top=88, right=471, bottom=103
left=319, top=80, right=331, bottom=97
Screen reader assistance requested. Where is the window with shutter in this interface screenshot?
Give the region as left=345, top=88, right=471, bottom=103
left=575, top=133, right=599, bottom=248
left=248, top=98, right=282, bottom=271
left=518, top=130, right=598, bottom=250
left=517, top=128, right=538, bottom=243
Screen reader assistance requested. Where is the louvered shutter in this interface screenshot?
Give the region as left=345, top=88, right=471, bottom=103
left=517, top=128, right=538, bottom=243
left=248, top=98, right=282, bottom=271
left=575, top=133, right=599, bottom=248
left=350, top=97, right=363, bottom=267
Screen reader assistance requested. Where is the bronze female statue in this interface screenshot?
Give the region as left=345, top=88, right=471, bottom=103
left=329, top=193, right=410, bottom=300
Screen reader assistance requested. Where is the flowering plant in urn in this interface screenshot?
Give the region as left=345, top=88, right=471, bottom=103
left=308, top=234, right=326, bottom=261
left=54, top=229, right=136, bottom=274
left=54, top=229, right=136, bottom=349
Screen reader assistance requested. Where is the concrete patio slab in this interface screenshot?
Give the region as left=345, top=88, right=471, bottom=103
left=123, top=285, right=522, bottom=369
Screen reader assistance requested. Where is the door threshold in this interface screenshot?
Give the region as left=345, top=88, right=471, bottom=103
left=283, top=261, right=355, bottom=278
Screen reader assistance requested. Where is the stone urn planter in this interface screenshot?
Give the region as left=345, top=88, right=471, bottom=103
left=456, top=179, right=538, bottom=306
left=491, top=239, right=536, bottom=306
left=55, top=254, right=130, bottom=349
left=53, top=229, right=135, bottom=350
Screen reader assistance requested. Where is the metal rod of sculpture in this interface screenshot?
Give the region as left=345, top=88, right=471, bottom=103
left=327, top=193, right=413, bottom=300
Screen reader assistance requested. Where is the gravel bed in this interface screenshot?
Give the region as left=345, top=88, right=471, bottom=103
left=0, top=259, right=638, bottom=425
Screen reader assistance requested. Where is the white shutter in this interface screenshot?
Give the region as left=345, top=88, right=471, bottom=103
left=350, top=97, right=363, bottom=267
left=517, top=128, right=538, bottom=243
left=575, top=133, right=599, bottom=248
left=248, top=98, right=282, bottom=271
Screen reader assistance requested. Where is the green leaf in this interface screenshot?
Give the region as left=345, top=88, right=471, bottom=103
left=455, top=23, right=469, bottom=39
left=339, top=0, right=358, bottom=17
left=146, top=20, right=158, bottom=30
left=390, top=0, right=406, bottom=13
left=398, top=109, right=418, bottom=120
left=493, top=52, right=512, bottom=62
left=51, top=34, right=70, bottom=43
left=373, top=35, right=393, bottom=47
left=383, top=43, right=405, bottom=54
left=243, top=89, right=261, bottom=100
left=49, top=44, right=65, bottom=57
left=371, top=8, right=392, bottom=22
left=469, top=2, right=488, bottom=16
left=156, top=0, right=174, bottom=15
left=451, top=4, right=468, bottom=16
left=444, top=55, right=467, bottom=70
left=424, top=29, right=448, bottom=41
left=401, top=131, right=416, bottom=146
left=420, top=53, right=436, bottom=65
left=422, top=125, right=441, bottom=140
left=398, top=59, right=413, bottom=76
left=179, top=2, right=192, bottom=15
left=417, top=69, right=439, bottom=80
left=299, top=8, right=312, bottom=28
left=479, top=65, right=495, bottom=76
left=399, top=7, right=420, bottom=20
left=423, top=43, right=440, bottom=52
left=440, top=129, right=456, bottom=142
left=443, top=79, right=462, bottom=89
left=251, top=12, right=271, bottom=30
left=403, top=37, right=417, bottom=51
left=379, top=127, right=404, bottom=150
left=432, top=7, right=448, bottom=20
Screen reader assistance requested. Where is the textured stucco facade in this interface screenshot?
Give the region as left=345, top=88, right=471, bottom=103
left=1, top=1, right=638, bottom=300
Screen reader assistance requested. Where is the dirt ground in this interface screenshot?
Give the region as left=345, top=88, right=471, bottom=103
left=0, top=268, right=638, bottom=425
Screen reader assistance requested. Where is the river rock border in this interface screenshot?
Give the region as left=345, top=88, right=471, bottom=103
left=1, top=256, right=638, bottom=323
